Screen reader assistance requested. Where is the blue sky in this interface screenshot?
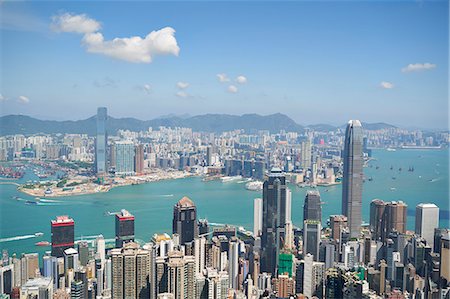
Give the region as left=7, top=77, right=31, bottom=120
left=1, top=1, right=448, bottom=129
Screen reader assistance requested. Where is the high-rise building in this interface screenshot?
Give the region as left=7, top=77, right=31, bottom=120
left=253, top=198, right=263, bottom=238
left=261, top=168, right=291, bottom=276
left=303, top=190, right=322, bottom=223
left=303, top=253, right=325, bottom=298
left=370, top=199, right=407, bottom=241
left=167, top=250, right=196, bottom=299
left=111, top=242, right=151, bottom=299
left=440, top=234, right=450, bottom=282
left=341, top=120, right=363, bottom=239
left=114, top=141, right=136, bottom=175
left=272, top=274, right=295, bottom=298
left=228, top=239, right=240, bottom=290
left=134, top=144, right=145, bottom=175
left=51, top=215, right=75, bottom=258
left=415, top=203, right=440, bottom=250
left=173, top=196, right=199, bottom=245
left=370, top=199, right=386, bottom=241
left=95, top=107, right=107, bottom=176
left=329, top=215, right=347, bottom=242
left=115, top=209, right=135, bottom=248
left=300, top=140, right=312, bottom=170
left=303, top=220, right=321, bottom=261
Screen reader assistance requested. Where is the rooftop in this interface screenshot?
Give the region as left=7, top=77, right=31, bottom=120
left=176, top=196, right=195, bottom=208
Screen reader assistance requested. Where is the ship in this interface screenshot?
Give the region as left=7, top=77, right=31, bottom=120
left=220, top=175, right=242, bottom=183
left=35, top=232, right=44, bottom=237
left=386, top=148, right=396, bottom=152
left=245, top=181, right=263, bottom=191
left=35, top=241, right=51, bottom=247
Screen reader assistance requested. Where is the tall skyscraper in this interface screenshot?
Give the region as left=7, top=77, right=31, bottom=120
left=115, top=209, right=135, bottom=248
left=303, top=220, right=321, bottom=261
left=114, top=141, right=136, bottom=175
left=415, top=203, right=440, bottom=250
left=329, top=215, right=347, bottom=242
left=341, top=120, right=363, bottom=239
left=370, top=199, right=407, bottom=241
left=167, top=250, right=196, bottom=299
left=172, top=196, right=199, bottom=245
left=253, top=198, right=263, bottom=238
left=95, top=107, right=107, bottom=176
left=303, top=190, right=322, bottom=223
left=134, top=144, right=145, bottom=175
left=111, top=242, right=151, bottom=299
left=261, top=168, right=291, bottom=276
left=51, top=215, right=75, bottom=258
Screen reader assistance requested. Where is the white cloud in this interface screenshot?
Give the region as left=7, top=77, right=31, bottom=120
left=51, top=13, right=101, bottom=34
left=0, top=94, right=5, bottom=101
left=177, top=82, right=189, bottom=89
left=217, top=73, right=230, bottom=83
left=380, top=81, right=394, bottom=89
left=236, top=75, right=247, bottom=84
left=143, top=84, right=151, bottom=94
left=52, top=13, right=180, bottom=63
left=17, top=96, right=29, bottom=104
left=228, top=85, right=238, bottom=93
left=401, top=63, right=436, bottom=73
left=176, top=91, right=189, bottom=98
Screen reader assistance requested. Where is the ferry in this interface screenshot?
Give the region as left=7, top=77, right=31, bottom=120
left=245, top=181, right=263, bottom=191
left=35, top=232, right=44, bottom=237
left=386, top=148, right=396, bottom=152
left=220, top=175, right=242, bottom=183
left=35, top=241, right=51, bottom=247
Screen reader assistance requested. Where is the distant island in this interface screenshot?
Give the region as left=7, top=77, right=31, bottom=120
left=0, top=113, right=398, bottom=136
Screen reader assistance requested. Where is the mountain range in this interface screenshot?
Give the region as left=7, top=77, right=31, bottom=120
left=0, top=113, right=396, bottom=136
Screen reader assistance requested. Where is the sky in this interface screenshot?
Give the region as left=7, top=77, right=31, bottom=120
left=1, top=1, right=448, bottom=129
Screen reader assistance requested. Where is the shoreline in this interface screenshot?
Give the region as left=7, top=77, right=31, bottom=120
left=17, top=170, right=196, bottom=198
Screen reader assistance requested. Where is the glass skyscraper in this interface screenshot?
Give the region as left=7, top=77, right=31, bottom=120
left=95, top=107, right=107, bottom=176
left=114, top=141, right=135, bottom=175
left=341, top=120, right=363, bottom=239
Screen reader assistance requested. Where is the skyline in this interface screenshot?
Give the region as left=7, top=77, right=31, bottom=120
left=1, top=1, right=448, bottom=129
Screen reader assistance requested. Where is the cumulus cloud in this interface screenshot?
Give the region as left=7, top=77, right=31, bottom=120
left=17, top=96, right=29, bottom=104
left=51, top=13, right=180, bottom=63
left=51, top=12, right=101, bottom=34
left=143, top=84, right=151, bottom=94
left=236, top=75, right=247, bottom=84
left=177, top=82, right=189, bottom=89
left=380, top=81, right=394, bottom=89
left=217, top=73, right=230, bottom=83
left=401, top=63, right=436, bottom=73
left=176, top=91, right=189, bottom=98
left=228, top=85, right=238, bottom=93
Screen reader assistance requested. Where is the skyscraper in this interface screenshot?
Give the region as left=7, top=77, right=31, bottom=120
left=114, top=141, right=136, bottom=175
left=134, top=144, right=145, bottom=175
left=51, top=215, right=75, bottom=258
left=341, top=120, right=363, bottom=239
left=95, top=107, right=107, bottom=176
left=261, top=168, right=291, bottom=275
left=303, top=190, right=322, bottom=223
left=253, top=198, right=263, bottom=238
left=172, top=196, right=199, bottom=245
left=115, top=209, right=135, bottom=248
left=303, top=220, right=321, bottom=261
left=167, top=250, right=196, bottom=299
left=415, top=203, right=440, bottom=250
left=370, top=199, right=407, bottom=242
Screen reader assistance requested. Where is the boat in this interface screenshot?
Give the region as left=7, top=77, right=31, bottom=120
left=25, top=200, right=39, bottom=205
left=375, top=166, right=379, bottom=170
left=245, top=181, right=263, bottom=191
left=220, top=175, right=242, bottom=183
left=390, top=166, right=393, bottom=170
left=35, top=232, right=44, bottom=237
left=386, top=148, right=396, bottom=152
left=390, top=187, right=396, bottom=191
left=398, top=167, right=402, bottom=171
left=35, top=241, right=51, bottom=247
left=392, top=177, right=396, bottom=180
left=368, top=177, right=373, bottom=182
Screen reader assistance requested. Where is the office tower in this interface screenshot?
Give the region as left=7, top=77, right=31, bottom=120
left=95, top=107, right=107, bottom=176
left=261, top=168, right=290, bottom=275
left=440, top=234, right=450, bottom=281
left=20, top=253, right=39, bottom=283
left=370, top=199, right=407, bottom=242
left=77, top=241, right=89, bottom=267
left=194, top=237, right=206, bottom=275
left=341, top=120, right=363, bottom=239
left=415, top=203, right=439, bottom=250
left=64, top=248, right=79, bottom=274
left=198, top=219, right=209, bottom=236
left=303, top=220, right=321, bottom=261
left=206, top=145, right=213, bottom=166
left=43, top=255, right=58, bottom=290
left=0, top=264, right=13, bottom=295
left=172, top=196, right=198, bottom=245
left=330, top=215, right=347, bottom=242
left=228, top=239, right=239, bottom=290
left=51, top=215, right=75, bottom=258
left=253, top=198, right=263, bottom=237
left=134, top=144, right=145, bottom=175
left=167, top=250, right=196, bottom=299
left=111, top=242, right=151, bottom=299
left=71, top=280, right=84, bottom=299
left=114, top=141, right=136, bottom=175
left=303, top=253, right=325, bottom=298
left=300, top=140, right=312, bottom=170
left=303, top=190, right=322, bottom=222
left=370, top=199, right=386, bottom=241
left=115, top=209, right=135, bottom=248
left=96, top=235, right=106, bottom=263
left=20, top=277, right=53, bottom=298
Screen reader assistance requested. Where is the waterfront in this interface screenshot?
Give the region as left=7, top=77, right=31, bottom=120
left=0, top=149, right=448, bottom=257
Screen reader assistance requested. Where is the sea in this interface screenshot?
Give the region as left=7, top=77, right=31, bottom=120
left=0, top=149, right=448, bottom=257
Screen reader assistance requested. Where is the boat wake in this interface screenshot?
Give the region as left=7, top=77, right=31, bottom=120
left=0, top=234, right=37, bottom=243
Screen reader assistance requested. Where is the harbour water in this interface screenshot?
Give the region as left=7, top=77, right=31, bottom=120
left=0, top=149, right=448, bottom=257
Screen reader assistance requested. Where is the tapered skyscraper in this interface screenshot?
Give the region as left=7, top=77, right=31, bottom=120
left=95, top=107, right=107, bottom=176
left=341, top=120, right=363, bottom=239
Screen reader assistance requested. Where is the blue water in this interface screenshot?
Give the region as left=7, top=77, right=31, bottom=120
left=0, top=149, right=448, bottom=257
